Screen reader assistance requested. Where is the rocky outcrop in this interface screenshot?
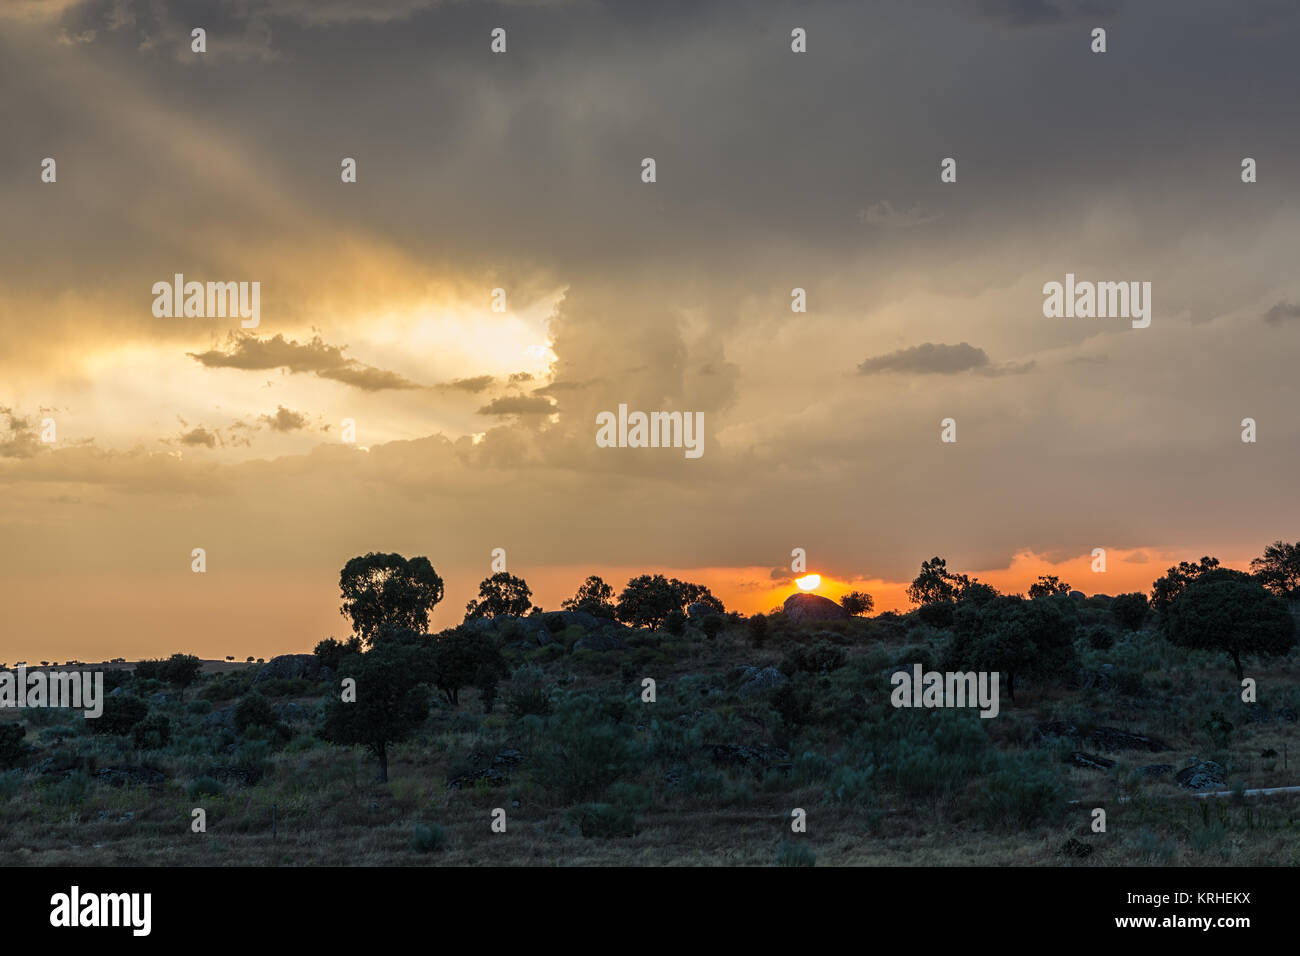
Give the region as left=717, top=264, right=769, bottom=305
left=1175, top=760, right=1226, bottom=791
left=736, top=666, right=789, bottom=697
left=251, top=654, right=334, bottom=685
left=782, top=593, right=849, bottom=625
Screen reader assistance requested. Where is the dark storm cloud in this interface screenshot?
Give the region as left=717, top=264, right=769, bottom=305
left=188, top=334, right=423, bottom=391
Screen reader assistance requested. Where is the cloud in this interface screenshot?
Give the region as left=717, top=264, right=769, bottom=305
left=974, top=0, right=1119, bottom=28
left=1263, top=302, right=1300, bottom=324
left=858, top=342, right=991, bottom=375
left=259, top=405, right=309, bottom=433
left=477, top=395, right=557, bottom=417
left=179, top=426, right=218, bottom=448
left=438, top=375, right=496, bottom=393
left=188, top=334, right=423, bottom=392
left=857, top=201, right=940, bottom=228
left=0, top=410, right=42, bottom=459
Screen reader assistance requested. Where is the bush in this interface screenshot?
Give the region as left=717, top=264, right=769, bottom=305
left=781, top=643, right=847, bottom=676
left=701, top=616, right=725, bottom=640
left=1085, top=626, right=1115, bottom=651
left=234, top=693, right=278, bottom=734
left=132, top=714, right=171, bottom=750
left=411, top=823, right=448, bottom=853
left=664, top=609, right=687, bottom=636
left=91, top=695, right=149, bottom=736
left=1110, top=592, right=1149, bottom=630
left=569, top=802, right=638, bottom=838
left=775, top=842, right=816, bottom=867
left=188, top=776, right=223, bottom=798
left=973, top=756, right=1064, bottom=829
left=532, top=699, right=633, bottom=801
left=0, top=724, right=29, bottom=767
left=747, top=614, right=769, bottom=647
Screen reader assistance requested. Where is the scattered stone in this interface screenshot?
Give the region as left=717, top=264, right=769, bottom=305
left=1174, top=760, right=1226, bottom=791
left=1060, top=837, right=1093, bottom=858
left=202, top=707, right=235, bottom=730
left=1065, top=751, right=1116, bottom=771
left=492, top=749, right=524, bottom=768
left=572, top=631, right=627, bottom=652
left=277, top=702, right=313, bottom=723
left=95, top=766, right=166, bottom=788
left=737, top=666, right=789, bottom=697
left=202, top=765, right=263, bottom=786
left=1138, top=764, right=1174, bottom=778
left=1034, top=721, right=1170, bottom=753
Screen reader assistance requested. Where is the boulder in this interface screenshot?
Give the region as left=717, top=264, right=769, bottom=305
left=737, top=667, right=790, bottom=697
left=572, top=631, right=627, bottom=652
left=251, top=654, right=331, bottom=685
left=1065, top=751, right=1116, bottom=771
left=1175, top=760, right=1226, bottom=791
left=782, top=593, right=849, bottom=625
left=202, top=765, right=263, bottom=786
left=202, top=707, right=235, bottom=730
left=1138, top=764, right=1174, bottom=778
left=96, top=766, right=166, bottom=787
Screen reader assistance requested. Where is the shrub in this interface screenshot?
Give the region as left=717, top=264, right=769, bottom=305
left=188, top=776, right=223, bottom=798
left=747, top=614, right=769, bottom=647
left=234, top=693, right=278, bottom=735
left=664, top=609, right=687, bottom=636
left=781, top=643, right=847, bottom=676
left=1110, top=592, right=1149, bottom=629
left=132, top=714, right=171, bottom=750
left=774, top=842, right=816, bottom=867
left=974, top=756, right=1064, bottom=829
left=91, top=695, right=149, bottom=736
left=701, top=616, right=725, bottom=640
left=411, top=823, right=448, bottom=853
left=0, top=724, right=29, bottom=767
left=569, top=802, right=637, bottom=838
left=532, top=699, right=633, bottom=801
left=1085, top=626, right=1115, bottom=651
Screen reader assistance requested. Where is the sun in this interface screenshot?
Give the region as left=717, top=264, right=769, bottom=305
left=795, top=573, right=821, bottom=591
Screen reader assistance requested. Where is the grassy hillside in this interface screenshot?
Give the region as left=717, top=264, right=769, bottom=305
left=1, top=602, right=1298, bottom=866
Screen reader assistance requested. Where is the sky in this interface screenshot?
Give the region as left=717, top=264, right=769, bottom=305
left=2, top=0, right=1298, bottom=662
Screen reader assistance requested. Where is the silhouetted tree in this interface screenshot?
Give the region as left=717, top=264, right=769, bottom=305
left=1149, top=556, right=1220, bottom=614
left=615, top=575, right=724, bottom=629
left=160, top=653, right=202, bottom=701
left=1110, top=592, right=1149, bottom=630
left=313, top=636, right=361, bottom=671
left=464, top=572, right=534, bottom=620
left=840, top=591, right=875, bottom=616
left=562, top=575, right=617, bottom=618
left=1250, top=540, right=1300, bottom=601
left=944, top=594, right=1077, bottom=701
left=1027, top=575, right=1071, bottom=599
left=430, top=626, right=508, bottom=708
left=320, top=643, right=432, bottom=783
left=1161, top=569, right=1296, bottom=681
left=339, top=552, right=444, bottom=646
